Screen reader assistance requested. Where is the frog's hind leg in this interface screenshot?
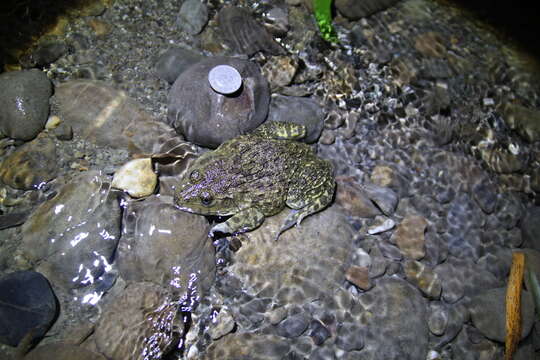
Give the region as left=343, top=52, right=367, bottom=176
left=210, top=207, right=265, bottom=237
left=252, top=121, right=306, bottom=140
left=279, top=163, right=336, bottom=238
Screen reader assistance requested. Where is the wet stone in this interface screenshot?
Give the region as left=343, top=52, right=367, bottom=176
left=117, top=195, right=215, bottom=293
left=335, top=0, right=400, bottom=20
left=472, top=181, right=498, bottom=214
left=391, top=215, right=428, bottom=260
left=367, top=216, right=395, bottom=234
left=404, top=260, right=442, bottom=299
left=521, top=206, right=540, bottom=250
left=176, top=0, right=208, bottom=35
left=308, top=320, right=331, bottom=346
left=0, top=69, right=52, bottom=141
left=203, top=333, right=291, bottom=359
left=362, top=184, right=399, bottom=216
left=0, top=133, right=57, bottom=190
left=468, top=287, right=534, bottom=342
left=335, top=176, right=381, bottom=218
left=21, top=171, right=121, bottom=290
left=276, top=313, right=310, bottom=338
left=154, top=47, right=204, bottom=84
left=266, top=95, right=324, bottom=143
left=345, top=265, right=371, bottom=290
left=428, top=301, right=448, bottom=336
left=0, top=271, right=58, bottom=347
left=95, top=282, right=183, bottom=360
left=495, top=192, right=523, bottom=230
left=208, top=308, right=236, bottom=340
left=24, top=343, right=106, bottom=360
left=336, top=322, right=364, bottom=351
left=261, top=56, right=298, bottom=90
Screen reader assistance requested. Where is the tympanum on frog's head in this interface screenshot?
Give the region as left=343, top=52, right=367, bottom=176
left=174, top=121, right=336, bottom=239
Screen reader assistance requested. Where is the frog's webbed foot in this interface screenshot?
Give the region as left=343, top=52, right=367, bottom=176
left=209, top=208, right=265, bottom=237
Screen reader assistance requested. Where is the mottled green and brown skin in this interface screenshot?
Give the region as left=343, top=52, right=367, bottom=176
left=174, top=121, right=335, bottom=239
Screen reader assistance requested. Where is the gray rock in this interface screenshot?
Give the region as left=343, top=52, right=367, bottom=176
left=117, top=195, right=215, bottom=294
left=266, top=95, right=324, bottom=143
left=521, top=206, right=540, bottom=250
left=495, top=192, right=523, bottom=230
left=0, top=271, right=57, bottom=347
left=469, top=287, right=534, bottom=342
left=336, top=322, right=364, bottom=351
left=0, top=69, right=52, bottom=140
left=357, top=276, right=429, bottom=359
left=21, top=171, right=121, bottom=290
left=427, top=301, right=448, bottom=336
left=430, top=300, right=469, bottom=349
left=276, top=313, right=310, bottom=338
left=203, top=333, right=291, bottom=359
left=167, top=56, right=270, bottom=148
left=404, top=259, right=442, bottom=299
left=335, top=0, right=401, bottom=20
left=472, top=181, right=498, bottom=214
left=208, top=308, right=235, bottom=340
left=217, top=6, right=285, bottom=56
left=308, top=320, right=331, bottom=345
left=362, top=184, right=399, bottom=216
left=335, top=176, right=381, bottom=218
left=391, top=215, right=428, bottom=260
left=154, top=47, right=204, bottom=84
left=177, top=0, right=208, bottom=35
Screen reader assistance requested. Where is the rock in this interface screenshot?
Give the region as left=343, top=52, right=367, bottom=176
left=203, top=333, right=291, bottom=359
left=335, top=0, right=401, bottom=20
left=367, top=216, right=395, bottom=234
left=111, top=158, right=157, bottom=198
left=94, top=282, right=183, bottom=360
left=276, top=313, right=310, bottom=338
left=177, top=0, right=208, bottom=35
left=403, top=259, right=442, bottom=299
left=154, top=47, right=204, bottom=84
left=167, top=56, right=270, bottom=148
left=472, top=181, right=498, bottom=214
left=503, top=103, right=540, bottom=143
left=0, top=69, right=52, bottom=140
left=469, top=287, right=534, bottom=342
left=22, top=38, right=69, bottom=67
left=0, top=271, right=57, bottom=347
left=521, top=206, right=540, bottom=250
left=21, top=171, right=121, bottom=290
left=266, top=95, right=324, bottom=143
left=391, top=215, right=428, bottom=260
left=308, top=320, right=331, bottom=345
left=0, top=133, right=57, bottom=190
left=345, top=265, right=371, bottom=290
left=357, top=276, right=429, bottom=359
left=208, top=308, right=235, bottom=340
left=24, top=343, right=106, bottom=360
left=262, top=5, right=289, bottom=36
left=53, top=80, right=180, bottom=154
left=435, top=256, right=503, bottom=304
left=362, top=184, right=399, bottom=215
left=427, top=302, right=448, bottom=336
left=495, top=192, right=523, bottom=230
left=335, top=176, right=381, bottom=218
left=117, top=195, right=215, bottom=294
left=217, top=6, right=285, bottom=56
left=261, top=56, right=298, bottom=90
left=336, top=322, right=364, bottom=351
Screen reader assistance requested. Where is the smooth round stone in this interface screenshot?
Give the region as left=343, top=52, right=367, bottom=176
left=208, top=65, right=242, bottom=95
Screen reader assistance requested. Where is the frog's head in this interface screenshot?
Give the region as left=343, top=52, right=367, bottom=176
left=174, top=163, right=243, bottom=216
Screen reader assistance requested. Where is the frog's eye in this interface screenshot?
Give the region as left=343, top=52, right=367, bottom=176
left=200, top=191, right=213, bottom=207
left=190, top=170, right=201, bottom=182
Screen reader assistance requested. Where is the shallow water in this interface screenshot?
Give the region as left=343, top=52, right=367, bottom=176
left=1, top=0, right=540, bottom=359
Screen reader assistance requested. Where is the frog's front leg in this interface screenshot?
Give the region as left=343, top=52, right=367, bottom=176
left=209, top=207, right=265, bottom=237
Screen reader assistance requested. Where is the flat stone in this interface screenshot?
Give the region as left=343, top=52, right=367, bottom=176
left=345, top=265, right=371, bottom=290
left=276, top=313, right=310, bottom=338
left=391, top=215, right=428, bottom=260
left=404, top=259, right=442, bottom=299
left=208, top=308, right=236, bottom=340
left=335, top=176, right=381, bottom=218
left=427, top=301, right=448, bottom=336
left=362, top=184, right=399, bottom=215
left=111, top=158, right=157, bottom=198
left=367, top=216, right=395, bottom=234
left=177, top=0, right=208, bottom=35
left=469, top=286, right=534, bottom=342
left=0, top=271, right=57, bottom=347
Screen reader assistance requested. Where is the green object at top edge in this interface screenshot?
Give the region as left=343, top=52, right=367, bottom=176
left=313, top=0, right=338, bottom=43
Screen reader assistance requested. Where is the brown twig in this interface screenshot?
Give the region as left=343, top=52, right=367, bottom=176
left=505, top=251, right=525, bottom=360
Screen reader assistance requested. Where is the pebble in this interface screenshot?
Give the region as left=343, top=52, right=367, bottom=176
left=403, top=259, right=442, bottom=299
left=468, top=286, right=534, bottom=342
left=177, top=0, right=208, bottom=35
left=362, top=184, right=399, bottom=215
left=0, top=69, right=52, bottom=141
left=266, top=95, right=325, bottom=143
left=308, top=319, right=331, bottom=345
left=367, top=216, right=395, bottom=234
left=335, top=322, right=364, bottom=351
left=335, top=0, right=400, bottom=20
left=427, top=301, right=448, bottom=336
left=208, top=308, right=235, bottom=340
left=111, top=158, right=157, bottom=198
left=391, top=215, right=428, bottom=260
left=276, top=313, right=310, bottom=338
left=0, top=271, right=57, bottom=347
left=335, top=176, right=381, bottom=218
left=24, top=343, right=106, bottom=360
left=503, top=102, right=540, bottom=143
left=345, top=265, right=371, bottom=290
left=261, top=56, right=298, bottom=90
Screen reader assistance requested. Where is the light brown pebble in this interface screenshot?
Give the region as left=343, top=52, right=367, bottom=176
left=345, top=265, right=371, bottom=290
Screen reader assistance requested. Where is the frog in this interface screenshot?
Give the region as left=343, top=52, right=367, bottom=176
left=174, top=121, right=336, bottom=239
